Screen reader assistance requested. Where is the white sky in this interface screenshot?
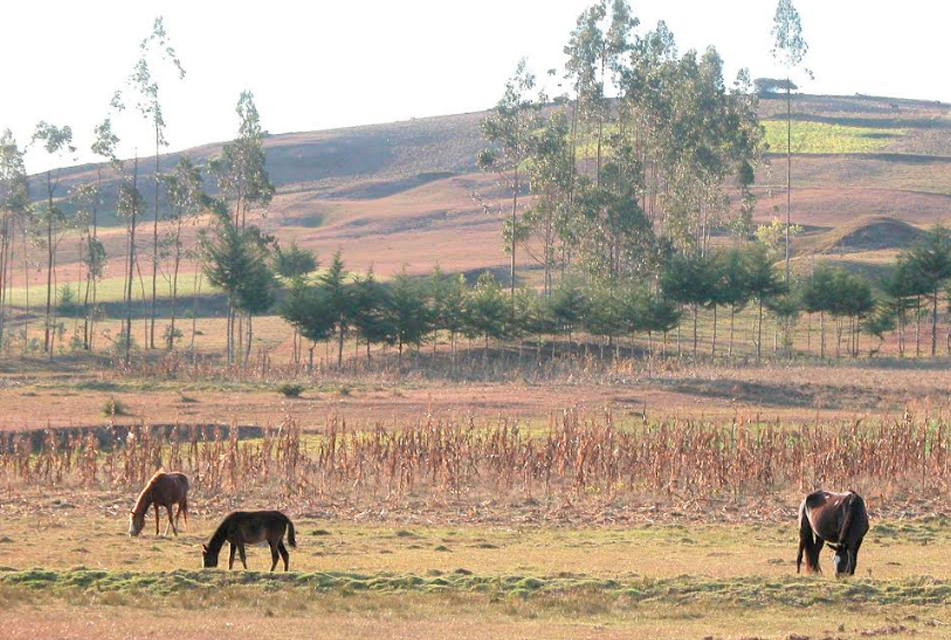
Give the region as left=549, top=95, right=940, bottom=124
left=2, top=0, right=948, bottom=172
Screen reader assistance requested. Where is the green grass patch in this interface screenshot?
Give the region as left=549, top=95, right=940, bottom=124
left=763, top=119, right=905, bottom=154
left=4, top=272, right=220, bottom=307
left=5, top=567, right=951, bottom=609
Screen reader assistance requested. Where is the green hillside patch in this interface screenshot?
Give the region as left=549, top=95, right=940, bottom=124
left=764, top=119, right=905, bottom=154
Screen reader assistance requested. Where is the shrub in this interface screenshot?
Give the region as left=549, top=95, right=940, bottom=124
left=277, top=383, right=305, bottom=398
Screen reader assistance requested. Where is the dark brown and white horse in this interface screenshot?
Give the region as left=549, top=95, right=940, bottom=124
left=129, top=471, right=190, bottom=537
left=202, top=511, right=297, bottom=572
left=797, top=490, right=869, bottom=577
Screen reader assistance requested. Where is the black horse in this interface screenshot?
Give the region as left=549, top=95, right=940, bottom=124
left=202, top=511, right=297, bottom=572
left=797, top=490, right=869, bottom=577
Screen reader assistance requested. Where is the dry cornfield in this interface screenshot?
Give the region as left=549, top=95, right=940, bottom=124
left=2, top=411, right=950, bottom=504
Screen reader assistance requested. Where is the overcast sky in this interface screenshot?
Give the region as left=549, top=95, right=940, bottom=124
left=2, top=0, right=947, bottom=171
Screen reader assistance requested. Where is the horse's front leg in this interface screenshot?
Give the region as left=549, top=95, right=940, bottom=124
left=229, top=543, right=236, bottom=570
left=238, top=544, right=248, bottom=570
left=154, top=504, right=160, bottom=536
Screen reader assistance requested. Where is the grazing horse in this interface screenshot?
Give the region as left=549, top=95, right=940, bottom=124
left=129, top=471, right=190, bottom=537
left=797, top=490, right=869, bottom=577
left=202, top=511, right=297, bottom=572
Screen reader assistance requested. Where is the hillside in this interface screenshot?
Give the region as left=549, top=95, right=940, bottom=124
left=20, top=93, right=951, bottom=289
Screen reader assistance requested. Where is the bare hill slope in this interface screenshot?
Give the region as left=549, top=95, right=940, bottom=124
left=27, top=94, right=951, bottom=282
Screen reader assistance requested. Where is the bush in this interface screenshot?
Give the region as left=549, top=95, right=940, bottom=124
left=101, top=397, right=130, bottom=417
left=277, top=383, right=305, bottom=398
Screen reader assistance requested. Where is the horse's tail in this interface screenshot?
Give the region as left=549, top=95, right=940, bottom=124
left=797, top=499, right=821, bottom=574
left=286, top=517, right=297, bottom=548
left=839, top=492, right=865, bottom=543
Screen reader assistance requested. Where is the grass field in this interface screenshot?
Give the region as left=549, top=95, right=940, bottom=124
left=762, top=119, right=905, bottom=154
left=1, top=498, right=950, bottom=639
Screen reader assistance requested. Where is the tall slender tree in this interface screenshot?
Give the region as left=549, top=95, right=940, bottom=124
left=0, top=131, right=29, bottom=349
left=161, top=156, right=205, bottom=349
left=122, top=16, right=186, bottom=349
left=210, top=91, right=275, bottom=362
left=30, top=122, right=75, bottom=357
left=771, top=0, right=809, bottom=283
left=478, top=59, right=543, bottom=299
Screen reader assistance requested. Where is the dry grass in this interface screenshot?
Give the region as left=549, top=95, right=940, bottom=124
left=3, top=411, right=951, bottom=507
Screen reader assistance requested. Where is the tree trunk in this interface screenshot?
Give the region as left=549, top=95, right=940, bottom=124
left=729, top=306, right=735, bottom=358
left=124, top=157, right=140, bottom=366
left=932, top=289, right=939, bottom=357
left=915, top=295, right=922, bottom=357
left=44, top=170, right=55, bottom=356
left=757, top=299, right=764, bottom=362
left=784, top=78, right=792, bottom=284
left=692, top=304, right=698, bottom=358
left=337, top=326, right=345, bottom=368
left=150, top=123, right=160, bottom=350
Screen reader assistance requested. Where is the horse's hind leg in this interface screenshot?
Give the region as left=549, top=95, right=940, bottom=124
left=278, top=541, right=289, bottom=572
left=229, top=543, right=236, bottom=570
left=166, top=505, right=178, bottom=536
left=269, top=542, right=279, bottom=572
left=178, top=498, right=189, bottom=532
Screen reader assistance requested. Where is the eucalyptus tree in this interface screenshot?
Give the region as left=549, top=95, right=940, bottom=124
left=69, top=183, right=104, bottom=348
left=478, top=59, right=543, bottom=298
left=771, top=0, right=809, bottom=282
left=79, top=119, right=120, bottom=350
left=161, top=156, right=205, bottom=349
left=120, top=16, right=186, bottom=349
left=30, top=122, right=75, bottom=357
left=211, top=91, right=275, bottom=228
left=116, top=156, right=145, bottom=364
left=0, top=130, right=29, bottom=347
left=210, top=91, right=275, bottom=360
left=521, top=112, right=572, bottom=295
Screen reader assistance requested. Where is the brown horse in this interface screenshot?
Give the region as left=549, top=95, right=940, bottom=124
left=797, top=490, right=869, bottom=577
left=129, top=471, right=189, bottom=537
left=201, top=511, right=297, bottom=572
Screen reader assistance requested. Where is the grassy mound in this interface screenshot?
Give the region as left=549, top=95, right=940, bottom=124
left=797, top=216, right=925, bottom=254
left=4, top=567, right=951, bottom=609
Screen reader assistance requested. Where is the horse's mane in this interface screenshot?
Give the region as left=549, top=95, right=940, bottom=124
left=132, top=470, right=165, bottom=514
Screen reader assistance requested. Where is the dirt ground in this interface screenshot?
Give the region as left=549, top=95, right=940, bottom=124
left=0, top=359, right=949, bottom=431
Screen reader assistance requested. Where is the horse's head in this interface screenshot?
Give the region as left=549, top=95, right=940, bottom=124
left=832, top=545, right=853, bottom=577
left=201, top=544, right=218, bottom=568
left=129, top=510, right=145, bottom=537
